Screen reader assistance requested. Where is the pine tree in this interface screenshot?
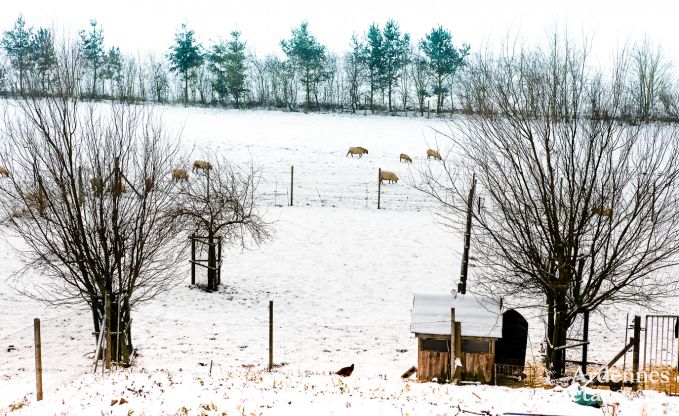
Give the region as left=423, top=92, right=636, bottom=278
left=381, top=20, right=410, bottom=113
left=280, top=21, right=327, bottom=112
left=167, top=24, right=204, bottom=106
left=2, top=16, right=34, bottom=94
left=30, top=28, right=56, bottom=91
left=363, top=23, right=384, bottom=110
left=420, top=26, right=469, bottom=113
left=79, top=20, right=105, bottom=98
left=101, top=46, right=123, bottom=98
left=225, top=31, right=247, bottom=108
left=207, top=41, right=228, bottom=104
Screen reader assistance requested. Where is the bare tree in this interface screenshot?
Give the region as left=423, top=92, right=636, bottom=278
left=174, top=158, right=271, bottom=291
left=630, top=38, right=671, bottom=122
left=0, top=48, right=185, bottom=367
left=416, top=35, right=679, bottom=377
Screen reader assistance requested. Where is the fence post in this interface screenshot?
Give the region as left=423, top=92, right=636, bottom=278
left=582, top=310, right=589, bottom=374
left=191, top=234, right=195, bottom=285
left=632, top=315, right=641, bottom=388
left=269, top=300, right=273, bottom=372
left=377, top=168, right=381, bottom=210
left=290, top=166, right=294, bottom=207
left=450, top=307, right=456, bottom=382
left=34, top=318, right=43, bottom=401
left=217, top=236, right=222, bottom=286
left=105, top=292, right=112, bottom=370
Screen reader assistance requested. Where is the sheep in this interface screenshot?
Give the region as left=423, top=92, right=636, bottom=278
left=399, top=153, right=412, bottom=163
left=592, top=207, right=613, bottom=217
left=379, top=170, right=399, bottom=184
left=171, top=169, right=189, bottom=181
left=0, top=167, right=9, bottom=177
left=346, top=147, right=368, bottom=158
left=193, top=160, right=213, bottom=172
left=426, top=149, right=442, bottom=160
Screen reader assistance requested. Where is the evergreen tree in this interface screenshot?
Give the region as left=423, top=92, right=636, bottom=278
left=207, top=41, right=229, bottom=104
left=363, top=23, right=384, bottom=110
left=420, top=26, right=469, bottom=113
left=167, top=24, right=204, bottom=106
left=2, top=16, right=34, bottom=94
left=79, top=20, right=105, bottom=98
left=224, top=31, right=247, bottom=107
left=381, top=20, right=410, bottom=113
left=31, top=28, right=56, bottom=90
left=101, top=46, right=123, bottom=97
left=280, top=21, right=327, bottom=112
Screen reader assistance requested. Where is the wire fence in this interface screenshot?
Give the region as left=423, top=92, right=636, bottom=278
left=254, top=163, right=441, bottom=212
left=0, top=310, right=91, bottom=409
left=2, top=306, right=511, bottom=405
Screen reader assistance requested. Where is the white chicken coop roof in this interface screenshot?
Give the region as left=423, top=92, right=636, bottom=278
left=410, top=292, right=503, bottom=338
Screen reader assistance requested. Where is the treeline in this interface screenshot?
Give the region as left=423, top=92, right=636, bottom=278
left=1, top=15, right=678, bottom=121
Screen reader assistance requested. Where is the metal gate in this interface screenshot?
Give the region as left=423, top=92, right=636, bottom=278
left=643, top=315, right=679, bottom=371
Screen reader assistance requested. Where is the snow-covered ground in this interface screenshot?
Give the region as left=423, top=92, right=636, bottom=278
left=1, top=107, right=678, bottom=414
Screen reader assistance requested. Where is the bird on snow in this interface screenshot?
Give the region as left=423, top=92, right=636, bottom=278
left=336, top=364, right=354, bottom=377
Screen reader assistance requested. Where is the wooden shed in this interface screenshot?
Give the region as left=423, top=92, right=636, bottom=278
left=410, top=292, right=502, bottom=383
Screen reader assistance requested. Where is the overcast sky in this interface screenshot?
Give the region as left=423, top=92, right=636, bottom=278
left=1, top=0, right=676, bottom=64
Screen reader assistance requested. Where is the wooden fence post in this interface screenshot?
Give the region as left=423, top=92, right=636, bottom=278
left=191, top=234, right=195, bottom=285
left=377, top=168, right=381, bottom=210
left=269, top=300, right=274, bottom=371
left=105, top=292, right=112, bottom=370
left=290, top=166, right=294, bottom=207
left=632, top=315, right=641, bottom=387
left=34, top=318, right=43, bottom=401
left=217, top=236, right=222, bottom=286
left=582, top=310, right=589, bottom=374
left=450, top=307, right=456, bottom=382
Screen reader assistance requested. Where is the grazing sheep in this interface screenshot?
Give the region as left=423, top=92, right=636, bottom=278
left=0, top=167, right=9, bottom=177
left=426, top=149, right=442, bottom=160
left=379, top=170, right=399, bottom=184
left=193, top=160, right=213, bottom=172
left=346, top=147, right=369, bottom=158
left=592, top=207, right=613, bottom=217
left=171, top=169, right=189, bottom=181
left=399, top=153, right=412, bottom=163
left=90, top=178, right=104, bottom=197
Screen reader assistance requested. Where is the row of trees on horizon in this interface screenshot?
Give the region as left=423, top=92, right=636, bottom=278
left=1, top=15, right=678, bottom=122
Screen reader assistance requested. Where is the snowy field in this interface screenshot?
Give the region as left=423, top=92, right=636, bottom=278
left=1, top=107, right=679, bottom=414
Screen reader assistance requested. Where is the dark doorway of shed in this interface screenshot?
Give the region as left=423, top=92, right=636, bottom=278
left=495, top=309, right=528, bottom=370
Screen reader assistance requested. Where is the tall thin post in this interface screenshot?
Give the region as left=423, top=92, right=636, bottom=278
left=427, top=101, right=430, bottom=119
left=191, top=234, right=196, bottom=285
left=459, top=173, right=476, bottom=294
left=450, top=307, right=456, bottom=382
left=364, top=97, right=367, bottom=116
left=582, top=310, right=589, bottom=374
left=268, top=300, right=274, bottom=371
left=623, top=313, right=629, bottom=371
left=34, top=318, right=43, bottom=401
left=104, top=292, right=112, bottom=370
left=377, top=168, right=382, bottom=210
left=217, top=236, right=222, bottom=286
left=290, top=166, right=294, bottom=206
left=632, top=315, right=641, bottom=386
